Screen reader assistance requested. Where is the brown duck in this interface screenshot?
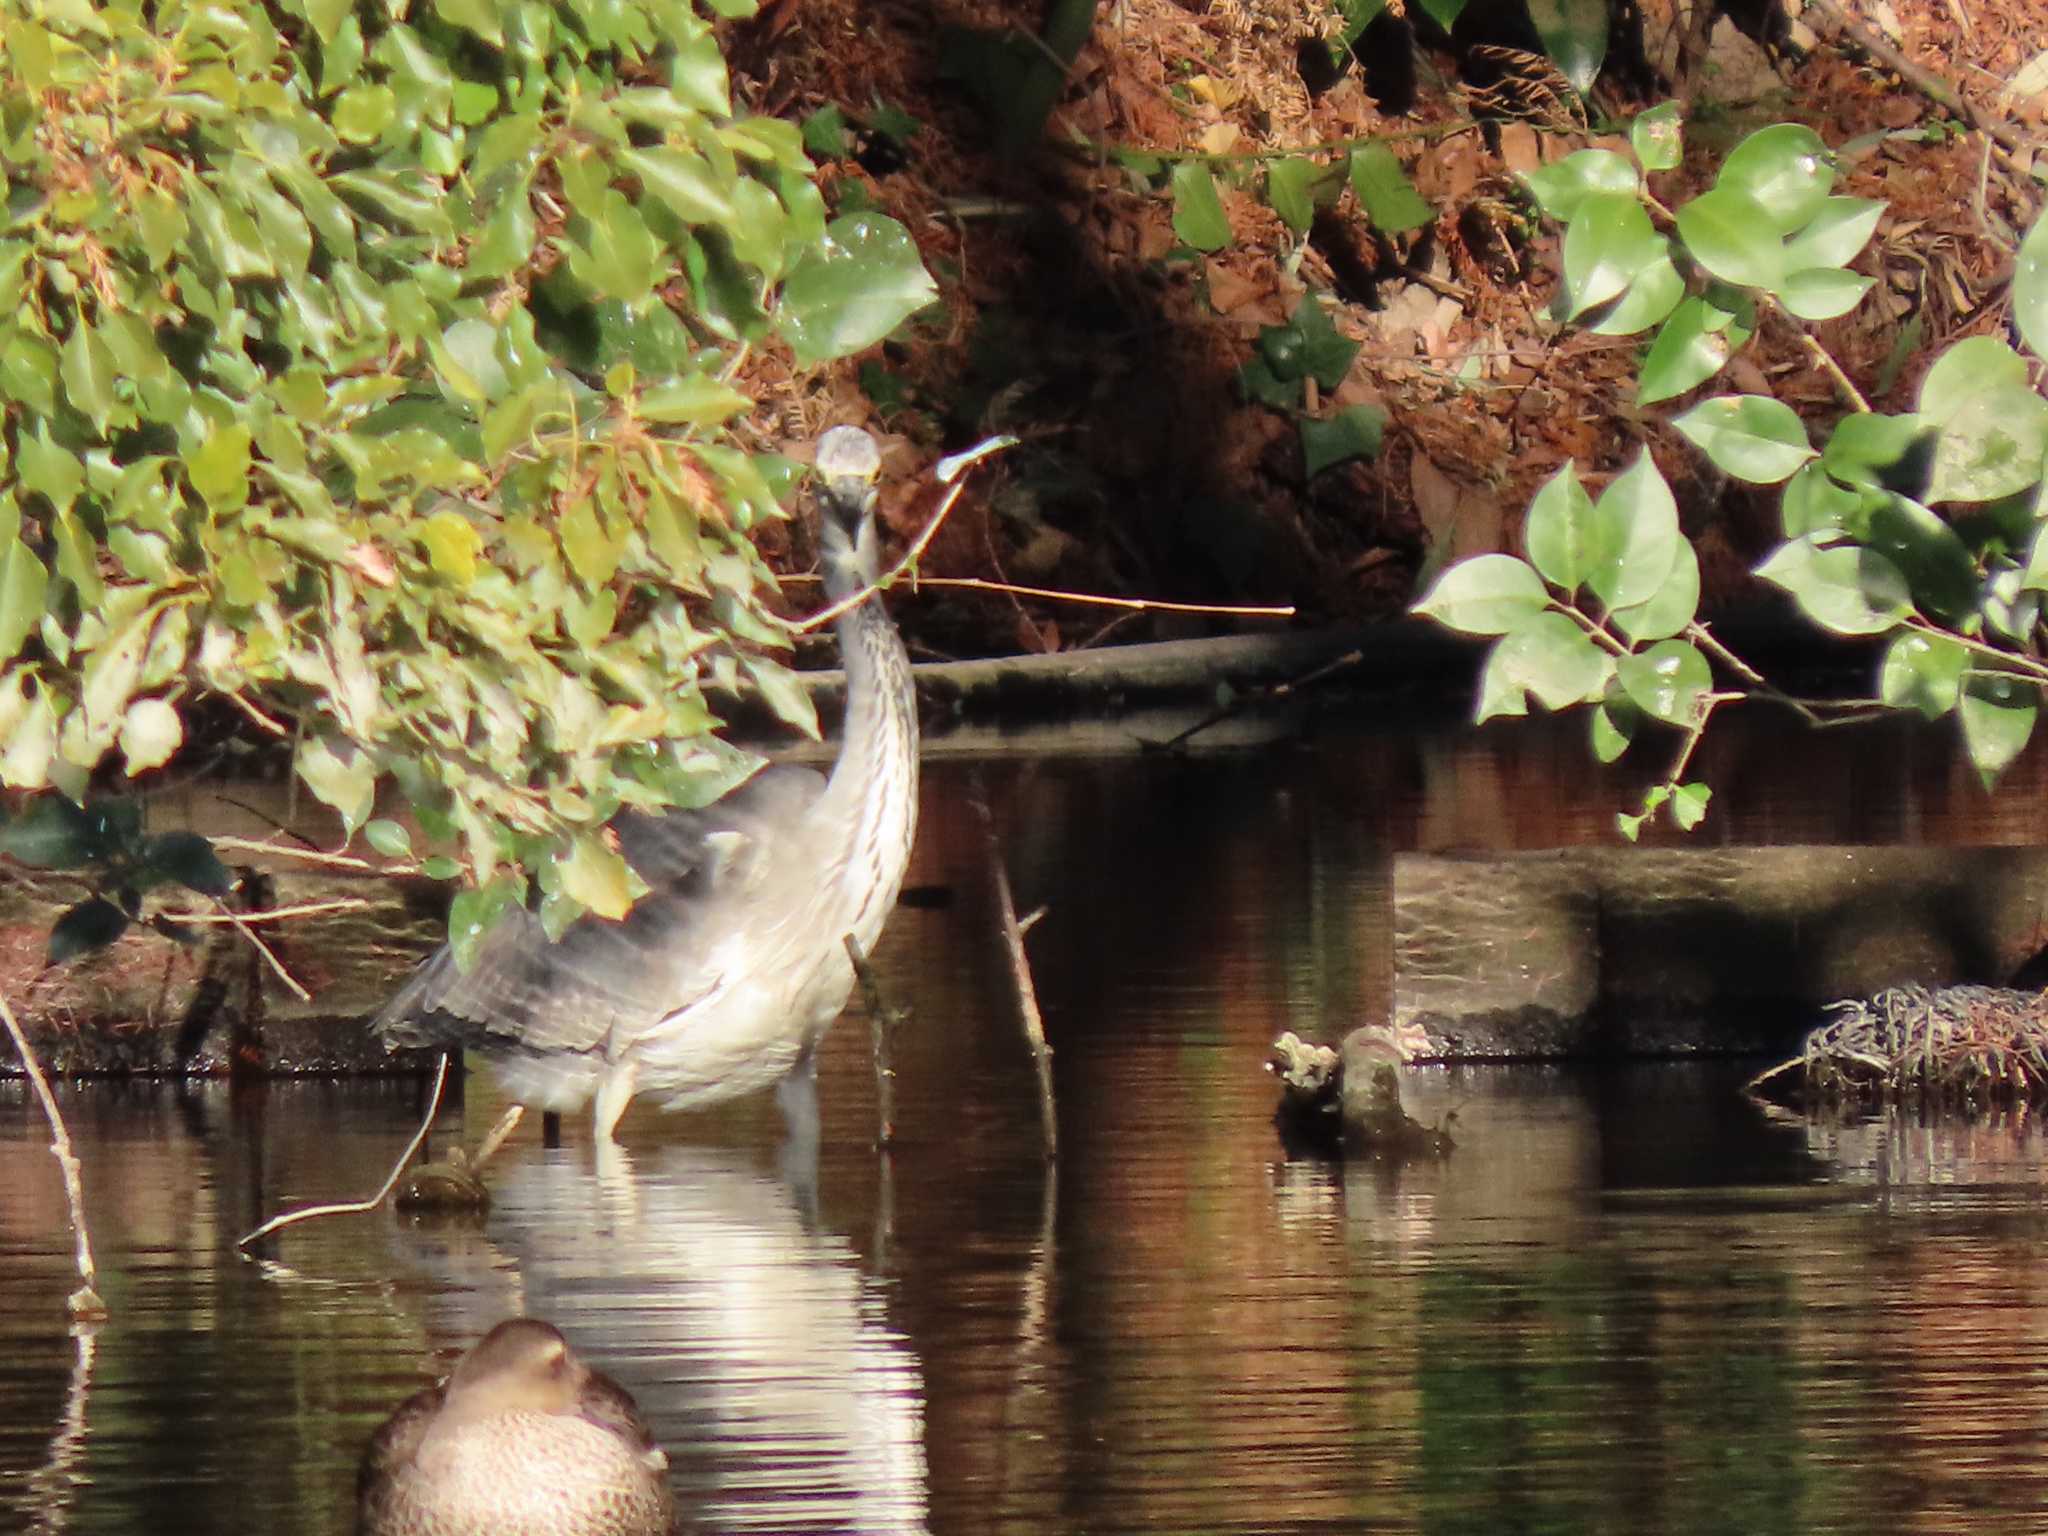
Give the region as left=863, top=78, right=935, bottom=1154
left=358, top=1319, right=676, bottom=1536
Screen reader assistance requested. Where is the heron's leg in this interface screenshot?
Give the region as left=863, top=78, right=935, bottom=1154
left=593, top=1060, right=639, bottom=1144
left=774, top=1054, right=822, bottom=1221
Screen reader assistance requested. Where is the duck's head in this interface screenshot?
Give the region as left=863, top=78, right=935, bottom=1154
left=442, top=1319, right=589, bottom=1420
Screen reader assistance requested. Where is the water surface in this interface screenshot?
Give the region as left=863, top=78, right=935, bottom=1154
left=6, top=715, right=2048, bottom=1534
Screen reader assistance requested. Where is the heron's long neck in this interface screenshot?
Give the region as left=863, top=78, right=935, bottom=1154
left=818, top=586, right=918, bottom=946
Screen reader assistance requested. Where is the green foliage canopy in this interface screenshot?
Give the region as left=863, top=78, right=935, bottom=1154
left=0, top=0, right=934, bottom=927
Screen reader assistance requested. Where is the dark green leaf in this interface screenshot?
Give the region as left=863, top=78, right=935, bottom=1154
left=141, top=831, right=234, bottom=896
left=1266, top=158, right=1323, bottom=234
left=1300, top=405, right=1387, bottom=478
left=47, top=896, right=131, bottom=966
left=1525, top=0, right=1607, bottom=91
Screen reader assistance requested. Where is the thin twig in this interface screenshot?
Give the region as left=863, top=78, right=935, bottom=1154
left=0, top=987, right=106, bottom=1320
left=973, top=790, right=1057, bottom=1159
left=844, top=933, right=896, bottom=1148
left=209, top=896, right=311, bottom=1002
left=795, top=477, right=973, bottom=634
left=911, top=575, right=1294, bottom=619
left=164, top=897, right=372, bottom=926
left=208, top=836, right=382, bottom=871
left=236, top=1051, right=452, bottom=1248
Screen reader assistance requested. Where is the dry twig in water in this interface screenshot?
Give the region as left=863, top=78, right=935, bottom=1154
left=0, top=987, right=106, bottom=1320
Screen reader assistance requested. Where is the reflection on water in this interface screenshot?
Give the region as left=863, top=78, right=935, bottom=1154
left=7, top=719, right=2048, bottom=1533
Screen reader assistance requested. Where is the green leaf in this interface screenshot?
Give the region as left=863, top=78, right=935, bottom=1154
left=47, top=896, right=131, bottom=966
left=1781, top=461, right=1872, bottom=538
left=2014, top=207, right=2048, bottom=363
left=1266, top=158, right=1323, bottom=234
left=420, top=510, right=482, bottom=584
left=622, top=146, right=734, bottom=225
left=559, top=832, right=639, bottom=920
left=1609, top=538, right=1700, bottom=643
left=1754, top=536, right=1911, bottom=635
left=365, top=818, right=414, bottom=858
left=297, top=734, right=377, bottom=835
left=1783, top=196, right=1884, bottom=270
left=1585, top=454, right=1680, bottom=613
left=803, top=104, right=850, bottom=161
left=1638, top=294, right=1749, bottom=405
left=1629, top=102, right=1683, bottom=173
left=1348, top=144, right=1433, bottom=233
left=1561, top=192, right=1663, bottom=319
left=1586, top=253, right=1683, bottom=337
left=0, top=795, right=97, bottom=868
left=1879, top=631, right=1968, bottom=718
left=1822, top=411, right=1934, bottom=491
left=779, top=214, right=938, bottom=363
left=637, top=374, right=751, bottom=425
left=1475, top=612, right=1612, bottom=721
left=187, top=425, right=252, bottom=511
left=1590, top=693, right=1639, bottom=762
left=1300, top=405, right=1387, bottom=479
left=1958, top=671, right=2037, bottom=785
left=449, top=878, right=521, bottom=972
left=1673, top=187, right=1784, bottom=289
left=1918, top=338, right=2048, bottom=503
left=1290, top=297, right=1360, bottom=390
left=1518, top=148, right=1637, bottom=222
left=1413, top=553, right=1551, bottom=635
left=1615, top=638, right=1710, bottom=724
left=1776, top=268, right=1873, bottom=321
left=1524, top=460, right=1606, bottom=592
left=742, top=655, right=821, bottom=738
left=1170, top=163, right=1233, bottom=250
left=142, top=830, right=234, bottom=896
left=1716, top=123, right=1833, bottom=233
left=0, top=538, right=49, bottom=665
left=1860, top=495, right=1980, bottom=623
left=1670, top=781, right=1712, bottom=831
left=1672, top=394, right=1815, bottom=483
left=1525, top=0, right=1607, bottom=92
left=118, top=698, right=183, bottom=774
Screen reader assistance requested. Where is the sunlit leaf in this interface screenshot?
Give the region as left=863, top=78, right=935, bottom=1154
left=1475, top=612, right=1613, bottom=721
left=1754, top=536, right=1910, bottom=635
left=1672, top=394, right=1815, bottom=484
left=1170, top=163, right=1233, bottom=250
left=1413, top=554, right=1551, bottom=635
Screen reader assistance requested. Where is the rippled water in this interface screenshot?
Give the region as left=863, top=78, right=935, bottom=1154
left=7, top=715, right=2048, bottom=1534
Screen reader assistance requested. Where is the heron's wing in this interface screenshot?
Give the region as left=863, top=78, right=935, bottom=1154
left=375, top=766, right=826, bottom=1058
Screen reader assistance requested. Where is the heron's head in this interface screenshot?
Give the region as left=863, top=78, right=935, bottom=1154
left=814, top=426, right=883, bottom=595
left=443, top=1318, right=588, bottom=1419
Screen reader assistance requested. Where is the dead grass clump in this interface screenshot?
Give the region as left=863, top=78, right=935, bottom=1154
left=1749, top=985, right=2048, bottom=1109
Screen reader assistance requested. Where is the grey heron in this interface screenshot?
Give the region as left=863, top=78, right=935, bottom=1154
left=357, top=1318, right=675, bottom=1535
left=374, top=426, right=917, bottom=1142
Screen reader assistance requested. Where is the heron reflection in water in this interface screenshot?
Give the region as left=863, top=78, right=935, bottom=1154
left=376, top=427, right=918, bottom=1145
left=388, top=1144, right=932, bottom=1534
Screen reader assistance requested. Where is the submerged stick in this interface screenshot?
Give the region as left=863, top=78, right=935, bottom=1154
left=0, top=987, right=106, bottom=1320
left=845, top=933, right=897, bottom=1148
left=236, top=1051, right=455, bottom=1248
left=973, top=793, right=1058, bottom=1158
